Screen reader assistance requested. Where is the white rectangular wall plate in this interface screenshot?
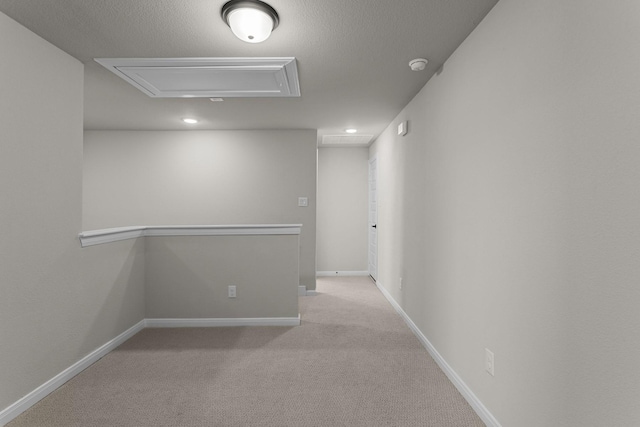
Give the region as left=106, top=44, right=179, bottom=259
left=485, top=348, right=495, bottom=376
left=228, top=285, right=237, bottom=298
left=397, top=121, right=408, bottom=136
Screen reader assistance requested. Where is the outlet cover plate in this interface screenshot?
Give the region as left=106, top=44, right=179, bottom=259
left=485, top=348, right=494, bottom=376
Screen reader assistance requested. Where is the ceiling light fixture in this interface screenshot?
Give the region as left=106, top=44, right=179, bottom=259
left=182, top=118, right=198, bottom=124
left=221, top=0, right=279, bottom=44
left=345, top=129, right=357, bottom=134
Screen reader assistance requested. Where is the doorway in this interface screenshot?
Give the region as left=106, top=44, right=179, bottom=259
left=368, top=156, right=378, bottom=281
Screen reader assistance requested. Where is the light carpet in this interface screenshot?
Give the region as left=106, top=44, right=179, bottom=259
left=8, top=276, right=484, bottom=426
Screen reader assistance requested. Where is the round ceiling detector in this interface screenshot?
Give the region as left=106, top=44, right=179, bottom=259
left=221, top=0, right=280, bottom=43
left=409, top=58, right=428, bottom=71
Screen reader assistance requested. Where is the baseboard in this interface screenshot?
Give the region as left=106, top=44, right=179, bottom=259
left=0, top=319, right=145, bottom=427
left=374, top=281, right=502, bottom=427
left=316, top=271, right=369, bottom=277
left=145, top=315, right=301, bottom=327
left=298, top=286, right=318, bottom=296
left=0, top=314, right=302, bottom=426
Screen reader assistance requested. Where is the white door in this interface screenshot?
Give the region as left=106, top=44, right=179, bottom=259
left=368, top=156, right=378, bottom=281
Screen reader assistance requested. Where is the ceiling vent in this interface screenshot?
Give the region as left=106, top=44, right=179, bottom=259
left=321, top=134, right=374, bottom=146
left=94, top=57, right=300, bottom=98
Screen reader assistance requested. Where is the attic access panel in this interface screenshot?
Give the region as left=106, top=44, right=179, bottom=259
left=321, top=134, right=374, bottom=146
left=94, top=57, right=300, bottom=98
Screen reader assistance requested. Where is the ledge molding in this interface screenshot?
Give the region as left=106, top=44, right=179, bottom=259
left=79, top=224, right=303, bottom=247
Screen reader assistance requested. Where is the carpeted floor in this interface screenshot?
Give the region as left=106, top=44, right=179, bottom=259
left=8, top=276, right=484, bottom=426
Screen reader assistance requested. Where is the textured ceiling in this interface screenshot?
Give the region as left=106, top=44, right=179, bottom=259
left=0, top=0, right=498, bottom=142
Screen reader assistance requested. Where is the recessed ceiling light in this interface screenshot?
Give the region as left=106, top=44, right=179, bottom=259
left=345, top=128, right=357, bottom=134
left=182, top=118, right=198, bottom=124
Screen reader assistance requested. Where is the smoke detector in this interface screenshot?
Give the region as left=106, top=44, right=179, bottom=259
left=409, top=58, right=428, bottom=71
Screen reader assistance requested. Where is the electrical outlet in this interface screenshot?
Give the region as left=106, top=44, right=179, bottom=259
left=485, top=348, right=495, bottom=376
left=399, top=277, right=403, bottom=290
left=228, top=285, right=236, bottom=298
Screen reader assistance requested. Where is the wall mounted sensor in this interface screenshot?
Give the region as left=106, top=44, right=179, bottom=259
left=398, top=121, right=408, bottom=136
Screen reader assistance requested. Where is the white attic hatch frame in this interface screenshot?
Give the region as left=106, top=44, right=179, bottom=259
left=95, top=57, right=300, bottom=98
left=321, top=134, right=374, bottom=146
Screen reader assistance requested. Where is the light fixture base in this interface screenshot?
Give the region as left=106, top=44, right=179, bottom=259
left=221, top=0, right=279, bottom=43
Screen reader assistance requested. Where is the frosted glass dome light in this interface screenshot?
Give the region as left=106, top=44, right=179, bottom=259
left=222, top=0, right=280, bottom=44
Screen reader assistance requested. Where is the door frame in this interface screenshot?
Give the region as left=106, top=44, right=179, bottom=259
left=368, top=156, right=378, bottom=281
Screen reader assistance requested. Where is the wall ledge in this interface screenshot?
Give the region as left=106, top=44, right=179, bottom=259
left=78, top=224, right=303, bottom=247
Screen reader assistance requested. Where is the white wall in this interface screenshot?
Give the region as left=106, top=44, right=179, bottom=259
left=83, top=130, right=317, bottom=290
left=316, top=147, right=369, bottom=273
left=0, top=12, right=146, bottom=414
left=370, top=0, right=640, bottom=425
left=145, top=235, right=299, bottom=318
